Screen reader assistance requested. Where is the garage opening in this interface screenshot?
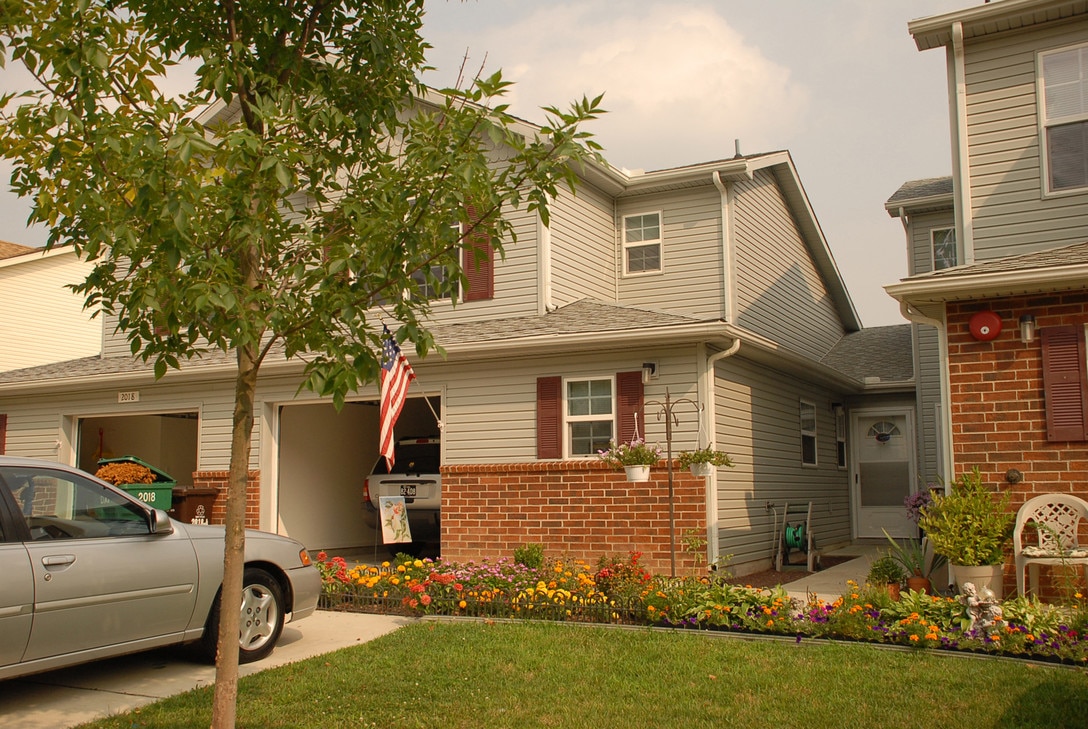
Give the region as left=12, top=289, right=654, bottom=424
left=77, top=413, right=199, bottom=486
left=276, top=395, right=440, bottom=560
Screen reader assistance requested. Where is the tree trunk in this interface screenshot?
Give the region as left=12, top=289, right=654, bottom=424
left=211, top=342, right=260, bottom=728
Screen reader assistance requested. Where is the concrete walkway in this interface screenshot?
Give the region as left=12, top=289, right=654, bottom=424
left=781, top=543, right=884, bottom=603
left=0, top=611, right=409, bottom=729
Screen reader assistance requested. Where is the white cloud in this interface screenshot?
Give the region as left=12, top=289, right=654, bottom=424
left=425, top=2, right=810, bottom=170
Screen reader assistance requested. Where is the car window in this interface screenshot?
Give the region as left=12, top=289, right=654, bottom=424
left=0, top=465, right=150, bottom=541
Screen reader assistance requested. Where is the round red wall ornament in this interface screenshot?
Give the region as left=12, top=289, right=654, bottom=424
left=968, top=311, right=1002, bottom=341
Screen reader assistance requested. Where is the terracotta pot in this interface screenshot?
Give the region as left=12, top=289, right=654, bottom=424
left=884, top=582, right=901, bottom=601
left=905, top=575, right=931, bottom=594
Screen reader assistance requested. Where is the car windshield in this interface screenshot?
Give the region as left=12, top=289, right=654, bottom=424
left=371, top=440, right=439, bottom=475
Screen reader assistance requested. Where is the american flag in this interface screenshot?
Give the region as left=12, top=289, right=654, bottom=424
left=380, top=326, right=416, bottom=470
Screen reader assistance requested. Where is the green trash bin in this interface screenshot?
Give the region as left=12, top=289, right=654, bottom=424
left=96, top=456, right=176, bottom=510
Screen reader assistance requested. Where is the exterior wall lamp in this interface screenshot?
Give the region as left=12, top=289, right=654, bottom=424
left=1019, top=314, right=1037, bottom=344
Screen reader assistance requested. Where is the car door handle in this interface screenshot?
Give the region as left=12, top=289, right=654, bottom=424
left=41, top=555, right=76, bottom=567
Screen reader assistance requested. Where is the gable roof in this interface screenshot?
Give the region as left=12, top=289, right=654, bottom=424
left=886, top=240, right=1088, bottom=305
left=909, top=0, right=1088, bottom=52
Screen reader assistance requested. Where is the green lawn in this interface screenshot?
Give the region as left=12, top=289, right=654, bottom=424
left=78, top=620, right=1088, bottom=729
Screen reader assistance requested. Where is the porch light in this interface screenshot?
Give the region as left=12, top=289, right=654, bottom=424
left=1019, top=314, right=1036, bottom=344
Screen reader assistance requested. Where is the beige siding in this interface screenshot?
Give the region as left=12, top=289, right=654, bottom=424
left=0, top=251, right=100, bottom=371
left=549, top=184, right=615, bottom=305
left=615, top=187, right=724, bottom=318
left=713, top=355, right=851, bottom=572
left=913, top=324, right=943, bottom=484
left=964, top=20, right=1088, bottom=258
left=909, top=209, right=957, bottom=275
left=732, top=170, right=844, bottom=358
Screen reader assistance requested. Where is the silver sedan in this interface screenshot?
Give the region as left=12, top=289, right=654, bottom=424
left=0, top=456, right=321, bottom=680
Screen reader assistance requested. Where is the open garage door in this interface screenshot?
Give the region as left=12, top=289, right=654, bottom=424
left=276, top=396, right=440, bottom=558
left=77, top=413, right=198, bottom=487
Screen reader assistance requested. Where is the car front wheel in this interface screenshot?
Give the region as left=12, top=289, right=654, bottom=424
left=199, top=567, right=285, bottom=664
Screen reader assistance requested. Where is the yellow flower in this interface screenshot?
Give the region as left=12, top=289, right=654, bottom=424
left=413, top=559, right=424, bottom=568
left=909, top=635, right=920, bottom=642
left=458, top=600, right=467, bottom=609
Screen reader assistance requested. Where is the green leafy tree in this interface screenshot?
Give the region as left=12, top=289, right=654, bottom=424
left=0, top=1, right=602, bottom=725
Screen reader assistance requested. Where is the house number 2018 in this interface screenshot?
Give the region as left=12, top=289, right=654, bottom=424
left=118, top=391, right=140, bottom=403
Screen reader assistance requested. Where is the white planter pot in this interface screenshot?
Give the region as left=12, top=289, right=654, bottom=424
left=950, top=564, right=1003, bottom=600
left=689, top=462, right=713, bottom=477
left=624, top=465, right=651, bottom=482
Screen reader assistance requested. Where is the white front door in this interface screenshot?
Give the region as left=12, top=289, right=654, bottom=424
left=852, top=410, right=916, bottom=539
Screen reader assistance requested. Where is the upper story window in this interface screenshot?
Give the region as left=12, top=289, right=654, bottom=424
left=622, top=212, right=662, bottom=274
left=931, top=227, right=957, bottom=271
left=1040, top=44, right=1088, bottom=192
left=565, top=377, right=614, bottom=456
left=410, top=223, right=462, bottom=301
left=800, top=400, right=817, bottom=466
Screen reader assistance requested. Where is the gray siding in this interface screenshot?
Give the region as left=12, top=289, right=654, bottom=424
left=549, top=184, right=615, bottom=305
left=732, top=170, right=844, bottom=358
left=964, top=20, right=1088, bottom=258
left=615, top=187, right=725, bottom=319
left=913, top=324, right=943, bottom=485
left=713, top=355, right=851, bottom=572
left=908, top=209, right=957, bottom=275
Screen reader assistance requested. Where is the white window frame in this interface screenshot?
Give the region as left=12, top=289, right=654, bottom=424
left=800, top=400, right=817, bottom=467
left=930, top=227, right=957, bottom=271
left=563, top=376, right=615, bottom=458
left=1038, top=43, right=1088, bottom=195
left=622, top=211, right=663, bottom=276
left=835, top=407, right=847, bottom=470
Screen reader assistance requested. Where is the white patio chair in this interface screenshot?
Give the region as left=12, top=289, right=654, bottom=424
left=1013, top=493, right=1088, bottom=596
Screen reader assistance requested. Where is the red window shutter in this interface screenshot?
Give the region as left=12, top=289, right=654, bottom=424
left=536, top=376, right=561, bottom=459
left=1041, top=325, right=1088, bottom=441
left=463, top=205, right=494, bottom=302
left=0, top=414, right=6, bottom=455
left=616, top=371, right=645, bottom=445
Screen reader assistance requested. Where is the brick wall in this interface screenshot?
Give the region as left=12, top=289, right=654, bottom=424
left=947, top=294, right=1088, bottom=597
left=441, top=460, right=707, bottom=575
left=191, top=470, right=260, bottom=529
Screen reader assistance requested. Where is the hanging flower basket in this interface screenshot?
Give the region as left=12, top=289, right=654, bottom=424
left=624, top=465, right=651, bottom=482
left=689, top=462, right=714, bottom=478
left=597, top=439, right=661, bottom=475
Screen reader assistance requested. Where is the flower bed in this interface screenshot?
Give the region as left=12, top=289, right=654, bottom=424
left=314, top=551, right=1088, bottom=665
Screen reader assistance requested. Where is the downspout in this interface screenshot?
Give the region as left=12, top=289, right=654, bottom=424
left=713, top=171, right=738, bottom=324
left=898, top=301, right=954, bottom=488
left=538, top=206, right=556, bottom=313
left=950, top=22, right=974, bottom=264
left=702, top=337, right=741, bottom=569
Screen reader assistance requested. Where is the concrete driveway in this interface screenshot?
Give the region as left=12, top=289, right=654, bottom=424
left=0, top=611, right=409, bottom=729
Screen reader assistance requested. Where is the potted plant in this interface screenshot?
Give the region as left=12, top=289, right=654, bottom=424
left=867, top=555, right=905, bottom=601
left=677, top=446, right=734, bottom=477
left=883, top=530, right=946, bottom=594
left=597, top=439, right=662, bottom=482
left=917, top=467, right=1014, bottom=598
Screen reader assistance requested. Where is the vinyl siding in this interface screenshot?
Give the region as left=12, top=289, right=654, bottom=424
left=713, top=355, right=851, bottom=570
left=732, top=170, right=844, bottom=358
left=964, top=20, right=1088, bottom=258
left=909, top=209, right=957, bottom=275
left=0, top=251, right=100, bottom=371
left=549, top=184, right=615, bottom=305
left=913, top=324, right=943, bottom=484
left=615, top=187, right=724, bottom=319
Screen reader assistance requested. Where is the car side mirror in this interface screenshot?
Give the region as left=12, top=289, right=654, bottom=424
left=150, top=508, right=175, bottom=535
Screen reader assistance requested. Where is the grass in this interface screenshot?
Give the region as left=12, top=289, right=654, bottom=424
left=77, top=619, right=1088, bottom=729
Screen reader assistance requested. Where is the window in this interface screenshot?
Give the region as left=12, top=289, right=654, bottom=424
left=800, top=400, right=817, bottom=466
left=931, top=227, right=957, bottom=270
left=566, top=378, right=614, bottom=456
left=623, top=212, right=662, bottom=274
left=835, top=407, right=847, bottom=469
left=1040, top=44, right=1088, bottom=192
left=1, top=465, right=150, bottom=540
left=410, top=223, right=462, bottom=301
left=536, top=372, right=644, bottom=459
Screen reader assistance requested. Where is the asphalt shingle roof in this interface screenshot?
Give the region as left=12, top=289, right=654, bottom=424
left=920, top=240, right=1088, bottom=279
left=821, top=325, right=914, bottom=384
left=886, top=176, right=954, bottom=207
left=0, top=241, right=36, bottom=259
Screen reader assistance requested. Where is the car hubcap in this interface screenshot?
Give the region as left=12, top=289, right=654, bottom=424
left=239, top=583, right=279, bottom=650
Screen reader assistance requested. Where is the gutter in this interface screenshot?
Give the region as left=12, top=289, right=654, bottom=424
left=701, top=337, right=741, bottom=570
left=898, top=301, right=954, bottom=486
left=885, top=263, right=1088, bottom=303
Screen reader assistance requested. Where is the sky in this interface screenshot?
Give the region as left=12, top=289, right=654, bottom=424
left=0, top=0, right=969, bottom=327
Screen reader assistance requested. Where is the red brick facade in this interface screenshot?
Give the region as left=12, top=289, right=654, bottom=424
left=947, top=294, right=1088, bottom=596
left=440, top=460, right=707, bottom=575
left=190, top=470, right=261, bottom=529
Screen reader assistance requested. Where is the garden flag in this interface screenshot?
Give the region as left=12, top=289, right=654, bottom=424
left=380, top=325, right=416, bottom=470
